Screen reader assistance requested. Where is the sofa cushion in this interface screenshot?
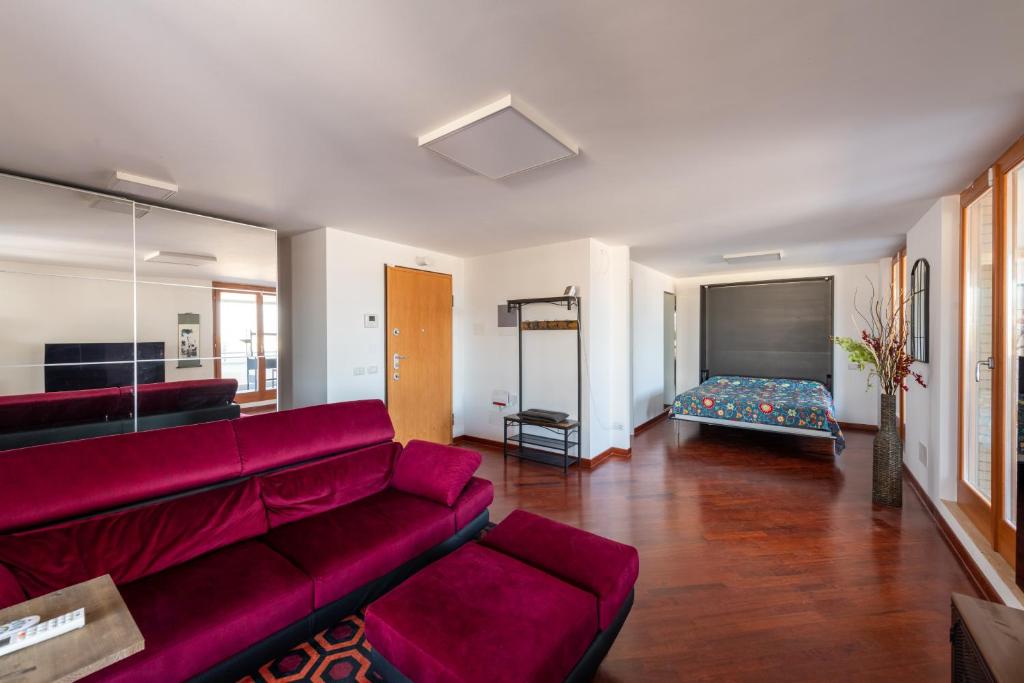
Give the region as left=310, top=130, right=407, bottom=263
left=259, top=442, right=399, bottom=527
left=392, top=440, right=481, bottom=506
left=365, top=543, right=598, bottom=683
left=0, top=479, right=267, bottom=598
left=0, top=387, right=124, bottom=432
left=481, top=510, right=639, bottom=629
left=85, top=540, right=312, bottom=683
left=233, top=400, right=395, bottom=474
left=264, top=488, right=454, bottom=608
left=0, top=420, right=242, bottom=534
left=135, top=379, right=238, bottom=415
left=453, top=477, right=494, bottom=530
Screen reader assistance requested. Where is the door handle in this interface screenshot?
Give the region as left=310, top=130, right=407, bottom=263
left=975, top=357, right=995, bottom=382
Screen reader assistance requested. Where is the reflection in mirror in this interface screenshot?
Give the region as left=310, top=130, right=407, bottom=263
left=0, top=175, right=278, bottom=449
left=134, top=206, right=278, bottom=423
left=0, top=175, right=135, bottom=449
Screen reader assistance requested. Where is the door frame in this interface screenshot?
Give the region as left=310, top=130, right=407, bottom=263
left=995, top=138, right=1024, bottom=564
left=383, top=265, right=454, bottom=444
left=212, top=281, right=278, bottom=404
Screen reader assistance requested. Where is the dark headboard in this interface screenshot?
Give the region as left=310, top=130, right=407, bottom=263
left=699, top=276, right=834, bottom=391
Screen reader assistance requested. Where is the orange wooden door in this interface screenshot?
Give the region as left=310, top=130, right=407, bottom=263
left=385, top=266, right=453, bottom=445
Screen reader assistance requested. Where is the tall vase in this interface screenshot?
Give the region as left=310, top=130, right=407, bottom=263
left=873, top=394, right=903, bottom=507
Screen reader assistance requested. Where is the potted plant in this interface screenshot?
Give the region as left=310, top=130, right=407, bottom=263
left=833, top=282, right=925, bottom=507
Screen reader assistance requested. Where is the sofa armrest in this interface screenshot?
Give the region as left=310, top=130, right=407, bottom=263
left=0, top=563, right=25, bottom=610
left=481, top=509, right=639, bottom=629
left=453, top=477, right=494, bottom=529
left=391, top=440, right=482, bottom=507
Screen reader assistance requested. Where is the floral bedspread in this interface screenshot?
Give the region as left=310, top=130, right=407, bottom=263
left=672, top=376, right=845, bottom=453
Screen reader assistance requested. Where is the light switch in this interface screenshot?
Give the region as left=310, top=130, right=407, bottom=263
left=353, top=367, right=365, bottom=376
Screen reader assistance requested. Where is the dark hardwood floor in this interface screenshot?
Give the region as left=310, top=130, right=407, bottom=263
left=472, top=419, right=976, bottom=682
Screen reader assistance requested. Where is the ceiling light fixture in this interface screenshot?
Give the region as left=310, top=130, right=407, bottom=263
left=88, top=196, right=151, bottom=218
left=722, top=250, right=783, bottom=265
left=418, top=94, right=578, bottom=179
left=109, top=171, right=178, bottom=201
left=144, top=251, right=217, bottom=267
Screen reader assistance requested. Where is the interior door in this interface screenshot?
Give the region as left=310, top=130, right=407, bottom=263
left=385, top=266, right=453, bottom=444
left=663, top=291, right=676, bottom=406
left=960, top=186, right=998, bottom=542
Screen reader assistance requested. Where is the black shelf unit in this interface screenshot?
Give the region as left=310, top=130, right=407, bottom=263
left=503, top=295, right=583, bottom=474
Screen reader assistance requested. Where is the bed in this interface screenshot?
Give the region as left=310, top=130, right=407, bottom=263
left=672, top=375, right=845, bottom=453
left=674, top=276, right=845, bottom=454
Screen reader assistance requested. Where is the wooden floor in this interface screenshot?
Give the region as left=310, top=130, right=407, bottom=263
left=472, top=418, right=977, bottom=682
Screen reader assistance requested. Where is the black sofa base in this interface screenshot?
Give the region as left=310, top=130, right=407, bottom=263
left=0, top=404, right=240, bottom=451
left=189, top=509, right=490, bottom=683
left=370, top=586, right=635, bottom=683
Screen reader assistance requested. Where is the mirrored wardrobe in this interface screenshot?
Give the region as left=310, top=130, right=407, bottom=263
left=0, top=173, right=278, bottom=450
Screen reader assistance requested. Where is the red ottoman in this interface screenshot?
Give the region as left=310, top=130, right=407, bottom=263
left=364, top=510, right=639, bottom=683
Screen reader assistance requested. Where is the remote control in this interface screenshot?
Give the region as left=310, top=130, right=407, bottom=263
left=0, top=608, right=85, bottom=657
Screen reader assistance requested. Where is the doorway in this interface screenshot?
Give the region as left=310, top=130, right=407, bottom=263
left=385, top=266, right=453, bottom=444
left=663, top=291, right=676, bottom=407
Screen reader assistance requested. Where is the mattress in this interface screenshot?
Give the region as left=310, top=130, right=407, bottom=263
left=672, top=375, right=845, bottom=454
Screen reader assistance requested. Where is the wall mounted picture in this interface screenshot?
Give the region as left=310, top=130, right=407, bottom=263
left=177, top=313, right=201, bottom=368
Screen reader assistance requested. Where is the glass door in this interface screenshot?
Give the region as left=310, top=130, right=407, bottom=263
left=961, top=187, right=997, bottom=541
left=213, top=283, right=277, bottom=405
left=1002, top=158, right=1024, bottom=564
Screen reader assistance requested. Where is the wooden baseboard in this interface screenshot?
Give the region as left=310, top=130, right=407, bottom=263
left=840, top=421, right=878, bottom=433
left=582, top=446, right=631, bottom=470
left=452, top=434, right=505, bottom=450
left=633, top=409, right=670, bottom=435
left=902, top=464, right=1002, bottom=603
left=454, top=435, right=630, bottom=471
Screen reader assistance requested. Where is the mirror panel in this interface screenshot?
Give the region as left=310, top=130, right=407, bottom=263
left=0, top=175, right=135, bottom=450
left=0, top=175, right=278, bottom=449
left=134, top=206, right=278, bottom=427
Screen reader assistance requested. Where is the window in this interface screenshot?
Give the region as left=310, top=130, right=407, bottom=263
left=213, top=282, right=277, bottom=404
left=958, top=135, right=1024, bottom=568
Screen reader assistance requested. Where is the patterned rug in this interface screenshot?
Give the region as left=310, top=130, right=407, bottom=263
left=238, top=612, right=384, bottom=683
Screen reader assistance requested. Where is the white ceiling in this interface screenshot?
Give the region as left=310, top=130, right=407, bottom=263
left=0, top=0, right=1021, bottom=277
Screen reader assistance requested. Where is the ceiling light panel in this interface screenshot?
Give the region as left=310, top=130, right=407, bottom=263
left=722, top=250, right=783, bottom=265
left=109, top=171, right=178, bottom=201
left=418, top=95, right=578, bottom=179
left=144, top=250, right=217, bottom=266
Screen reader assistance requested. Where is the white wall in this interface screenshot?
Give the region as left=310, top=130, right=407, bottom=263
left=290, top=229, right=328, bottom=408
left=630, top=261, right=676, bottom=429
left=0, top=262, right=215, bottom=395
left=675, top=262, right=882, bottom=425
left=904, top=196, right=961, bottom=501
left=462, top=238, right=631, bottom=458
left=290, top=228, right=466, bottom=434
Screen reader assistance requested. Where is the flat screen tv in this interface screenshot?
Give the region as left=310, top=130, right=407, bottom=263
left=44, top=342, right=165, bottom=392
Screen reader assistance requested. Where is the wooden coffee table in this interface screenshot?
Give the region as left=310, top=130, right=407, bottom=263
left=0, top=575, right=144, bottom=683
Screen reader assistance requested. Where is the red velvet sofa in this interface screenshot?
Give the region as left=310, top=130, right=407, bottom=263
left=0, top=399, right=493, bottom=682
left=0, top=378, right=240, bottom=451
left=366, top=510, right=639, bottom=683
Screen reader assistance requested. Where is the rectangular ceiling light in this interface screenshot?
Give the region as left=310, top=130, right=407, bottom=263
left=144, top=251, right=217, bottom=267
left=418, top=95, right=578, bottom=179
left=109, top=171, right=178, bottom=201
left=88, top=196, right=151, bottom=218
left=723, top=250, right=783, bottom=265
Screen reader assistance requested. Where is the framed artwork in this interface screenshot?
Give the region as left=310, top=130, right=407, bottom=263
left=177, top=313, right=201, bottom=368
